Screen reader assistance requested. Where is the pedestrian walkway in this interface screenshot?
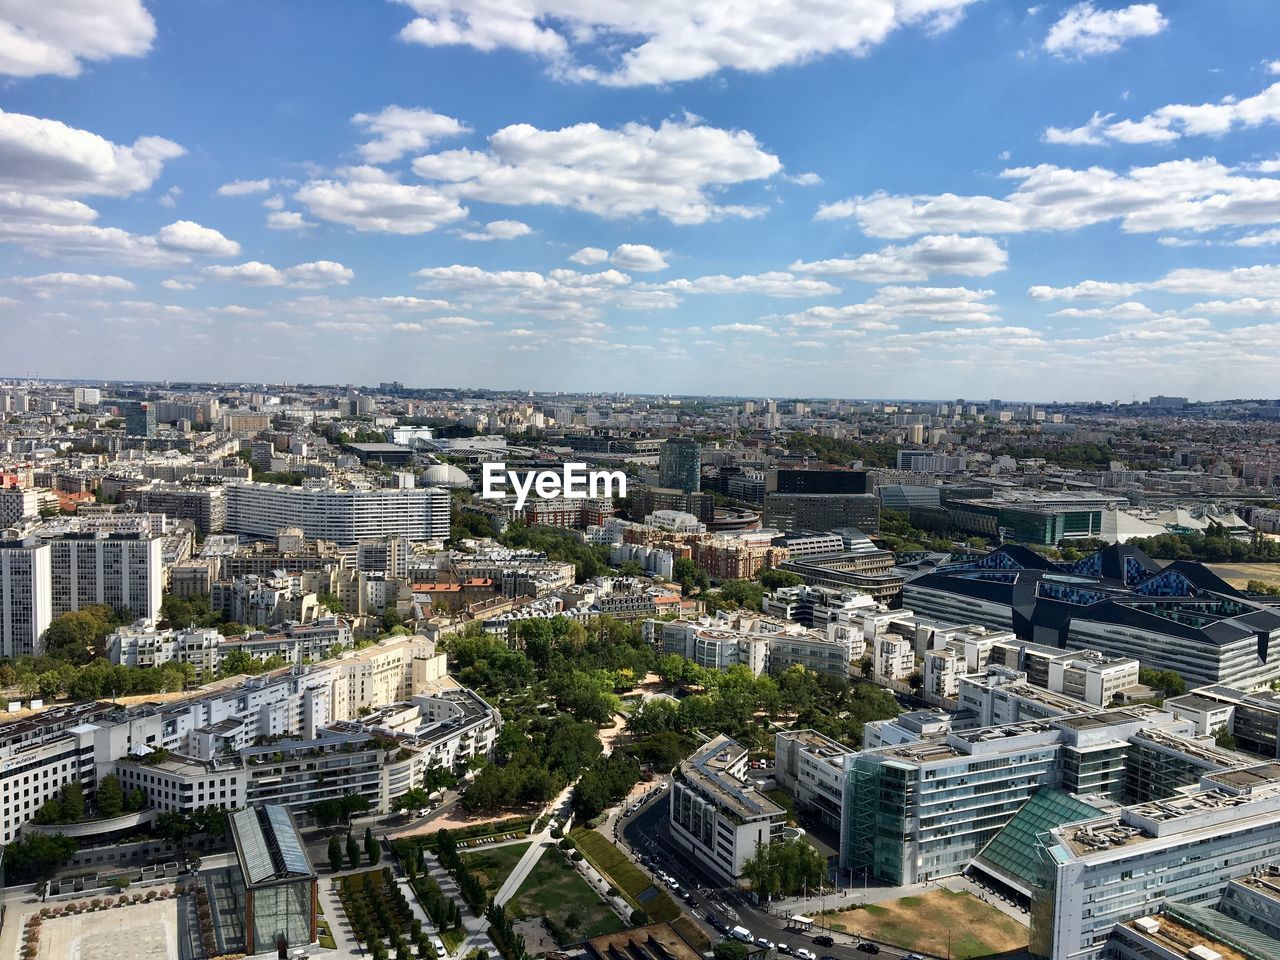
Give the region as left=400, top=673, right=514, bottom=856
left=316, top=877, right=364, bottom=960
left=421, top=847, right=497, bottom=959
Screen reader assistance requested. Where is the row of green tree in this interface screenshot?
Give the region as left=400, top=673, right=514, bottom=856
left=328, top=828, right=382, bottom=871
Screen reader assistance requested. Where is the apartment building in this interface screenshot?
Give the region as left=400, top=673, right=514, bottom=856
left=647, top=612, right=857, bottom=680
left=1047, top=651, right=1140, bottom=706
left=1166, top=685, right=1280, bottom=758
left=0, top=536, right=52, bottom=657
left=923, top=648, right=962, bottom=698
left=225, top=481, right=450, bottom=543
left=670, top=734, right=786, bottom=882
left=874, top=634, right=914, bottom=682
left=45, top=530, right=163, bottom=621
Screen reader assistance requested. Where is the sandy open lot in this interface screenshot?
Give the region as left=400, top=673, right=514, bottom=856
left=38, top=899, right=180, bottom=960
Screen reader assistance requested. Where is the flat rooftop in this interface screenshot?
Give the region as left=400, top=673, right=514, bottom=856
left=1121, top=914, right=1251, bottom=960
left=680, top=734, right=785, bottom=821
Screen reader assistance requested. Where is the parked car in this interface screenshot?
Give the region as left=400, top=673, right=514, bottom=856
left=707, top=914, right=726, bottom=932
left=903, top=954, right=924, bottom=960
left=795, top=949, right=817, bottom=960
left=777, top=944, right=793, bottom=955
left=756, top=939, right=776, bottom=951
left=812, top=936, right=835, bottom=948
left=856, top=943, right=881, bottom=955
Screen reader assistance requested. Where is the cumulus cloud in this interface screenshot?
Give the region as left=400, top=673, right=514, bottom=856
left=1045, top=80, right=1280, bottom=145
left=204, top=260, right=355, bottom=288
left=1043, top=3, right=1166, bottom=59
left=412, top=117, right=780, bottom=224
left=295, top=167, right=467, bottom=234
left=457, top=219, right=532, bottom=241
left=1030, top=263, right=1280, bottom=303
left=352, top=105, right=469, bottom=163
left=161, top=279, right=195, bottom=291
left=818, top=158, right=1280, bottom=238
left=790, top=235, right=1006, bottom=282
left=0, top=109, right=183, bottom=196
left=569, top=243, right=669, bottom=271
left=569, top=247, right=609, bottom=265
left=155, top=220, right=240, bottom=257
left=396, top=0, right=978, bottom=87
left=266, top=210, right=318, bottom=231
left=776, top=285, right=998, bottom=329
left=0, top=1, right=155, bottom=78
left=217, top=178, right=273, bottom=196
left=13, top=271, right=134, bottom=291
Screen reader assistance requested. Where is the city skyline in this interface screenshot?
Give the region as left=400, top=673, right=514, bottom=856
left=2, top=2, right=1280, bottom=398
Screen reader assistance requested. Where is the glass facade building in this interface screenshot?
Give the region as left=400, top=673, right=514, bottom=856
left=658, top=438, right=702, bottom=493
left=225, top=804, right=317, bottom=956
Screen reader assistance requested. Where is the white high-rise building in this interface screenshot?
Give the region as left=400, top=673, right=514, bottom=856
left=225, top=482, right=450, bottom=543
left=0, top=537, right=53, bottom=657
left=45, top=532, right=163, bottom=622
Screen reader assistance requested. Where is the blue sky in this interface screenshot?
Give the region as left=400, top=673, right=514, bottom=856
left=2, top=1, right=1280, bottom=400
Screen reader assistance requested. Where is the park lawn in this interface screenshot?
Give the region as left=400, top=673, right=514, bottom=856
left=462, top=842, right=531, bottom=898
left=510, top=848, right=623, bottom=943
left=828, top=889, right=1027, bottom=960
left=570, top=828, right=681, bottom=922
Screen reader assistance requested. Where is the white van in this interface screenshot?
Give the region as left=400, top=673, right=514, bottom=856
left=731, top=926, right=753, bottom=943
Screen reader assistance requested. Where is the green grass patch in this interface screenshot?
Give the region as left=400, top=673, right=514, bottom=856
left=897, top=896, right=921, bottom=907
left=865, top=904, right=889, bottom=917
left=569, top=828, right=681, bottom=923
left=461, top=842, right=531, bottom=898
left=509, top=847, right=622, bottom=943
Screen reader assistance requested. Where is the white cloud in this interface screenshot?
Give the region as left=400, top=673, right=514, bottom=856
left=457, top=219, right=532, bottom=241
left=262, top=194, right=285, bottom=210
left=0, top=191, right=98, bottom=225
left=650, top=272, right=837, bottom=297
left=155, top=220, right=240, bottom=257
left=1267, top=60, right=1280, bottom=76
left=611, top=243, right=669, bottom=272
left=570, top=243, right=669, bottom=271
left=787, top=172, right=823, bottom=186
left=1045, top=81, right=1280, bottom=146
left=1188, top=298, right=1280, bottom=317
left=217, top=178, right=273, bottom=196
left=204, top=260, right=355, bottom=288
left=161, top=279, right=195, bottom=291
left=0, top=109, right=183, bottom=196
left=1233, top=228, right=1280, bottom=247
left=412, top=117, right=780, bottom=224
left=0, top=0, right=155, bottom=78
left=569, top=247, right=609, bottom=265
left=295, top=167, right=467, bottom=234
left=396, top=0, right=979, bottom=87
left=1028, top=280, right=1145, bottom=300
left=776, top=285, right=998, bottom=328
left=13, top=271, right=134, bottom=291
left=157, top=185, right=181, bottom=208
left=1049, top=301, right=1162, bottom=321
left=711, top=323, right=775, bottom=334
left=266, top=210, right=318, bottom=231
left=1043, top=3, right=1166, bottom=59
left=820, top=158, right=1280, bottom=238
left=352, top=105, right=469, bottom=164
left=790, top=235, right=1006, bottom=282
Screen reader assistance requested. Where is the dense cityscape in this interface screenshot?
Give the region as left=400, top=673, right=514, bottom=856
left=5, top=3, right=1280, bottom=960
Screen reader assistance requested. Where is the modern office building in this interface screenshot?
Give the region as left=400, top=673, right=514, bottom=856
left=659, top=438, right=702, bottom=493
left=768, top=468, right=871, bottom=495
left=1042, top=763, right=1280, bottom=960
left=225, top=805, right=317, bottom=956
left=903, top=544, right=1280, bottom=688
left=1166, top=685, right=1280, bottom=758
left=774, top=728, right=855, bottom=833
left=0, top=535, right=52, bottom=658
left=670, top=734, right=786, bottom=882
left=764, top=493, right=881, bottom=534
left=225, top=481, right=450, bottom=543
left=120, top=400, right=157, bottom=439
